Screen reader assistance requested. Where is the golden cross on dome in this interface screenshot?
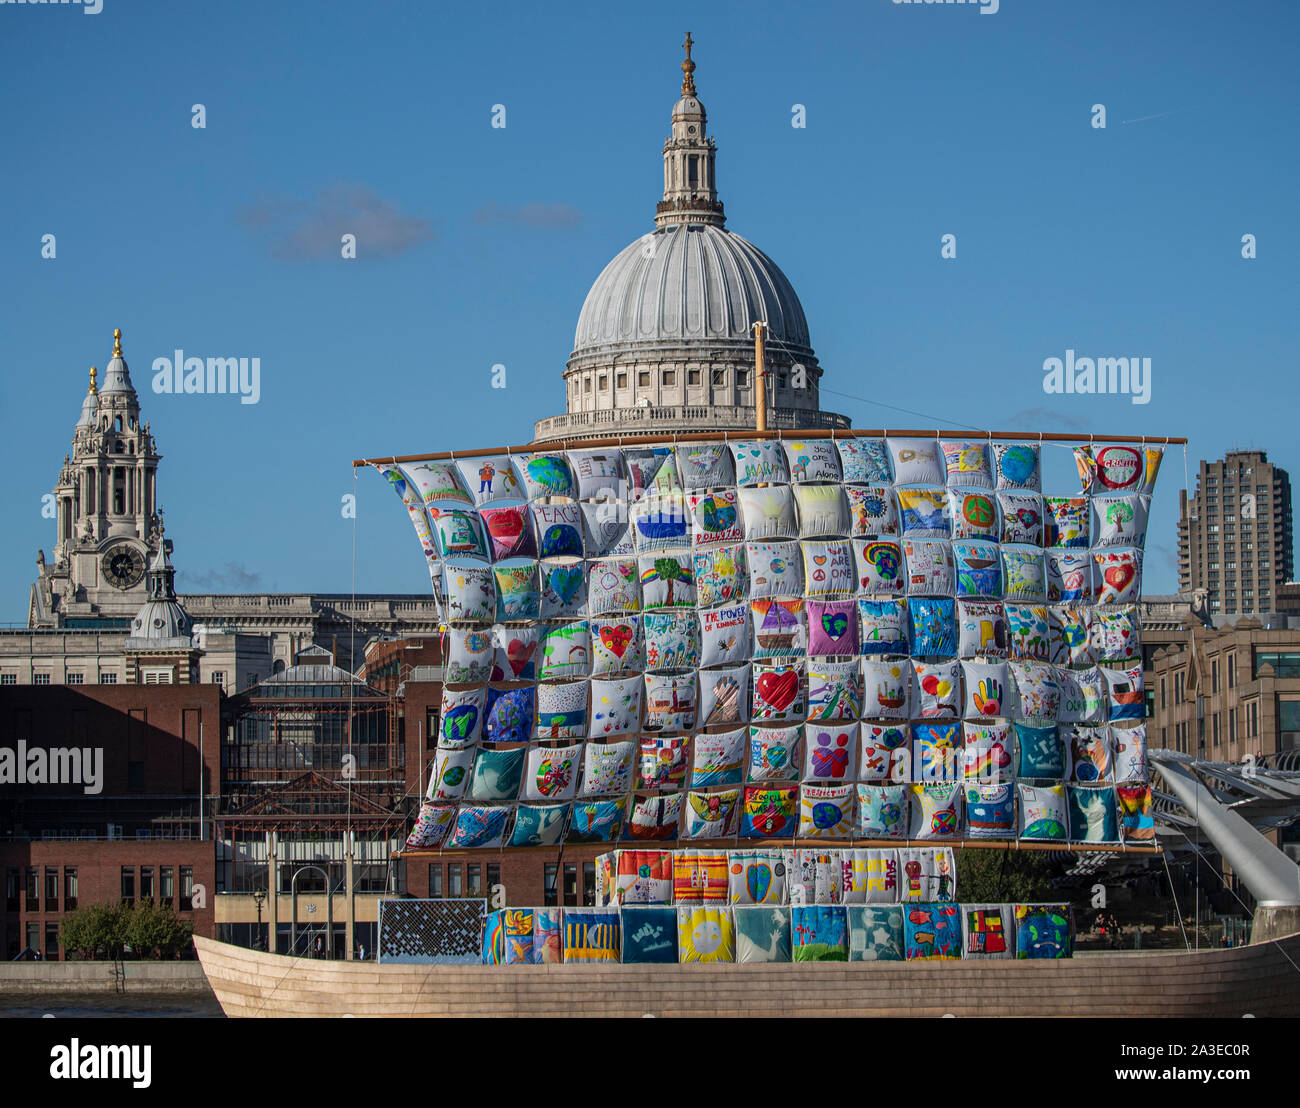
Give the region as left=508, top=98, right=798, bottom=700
left=681, top=32, right=696, bottom=96
left=112, top=327, right=123, bottom=357
left=88, top=366, right=98, bottom=395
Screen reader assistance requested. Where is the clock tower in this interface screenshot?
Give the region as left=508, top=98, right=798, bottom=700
left=30, top=328, right=164, bottom=627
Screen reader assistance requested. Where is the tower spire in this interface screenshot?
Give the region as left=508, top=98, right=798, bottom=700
left=88, top=366, right=98, bottom=395
left=655, top=34, right=725, bottom=229
left=681, top=31, right=696, bottom=96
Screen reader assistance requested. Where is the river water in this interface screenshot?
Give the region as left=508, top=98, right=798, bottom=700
left=0, top=992, right=224, bottom=1018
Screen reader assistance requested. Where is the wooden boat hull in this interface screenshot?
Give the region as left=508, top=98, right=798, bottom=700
left=194, top=932, right=1300, bottom=1018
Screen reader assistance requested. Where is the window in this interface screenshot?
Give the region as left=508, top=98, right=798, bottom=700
left=34, top=673, right=51, bottom=686
left=159, top=866, right=173, bottom=904
left=66, top=673, right=84, bottom=685
left=687, top=369, right=701, bottom=386
left=121, top=867, right=135, bottom=907
left=598, top=374, right=608, bottom=391
left=26, top=867, right=39, bottom=912
left=582, top=862, right=596, bottom=906
left=583, top=377, right=592, bottom=394
left=737, top=369, right=750, bottom=387
left=140, top=867, right=154, bottom=901
left=128, top=762, right=144, bottom=790
left=1159, top=678, right=1166, bottom=710
left=616, top=372, right=628, bottom=389
left=638, top=371, right=650, bottom=387
left=45, top=868, right=58, bottom=910
left=179, top=866, right=194, bottom=911
left=0, top=674, right=15, bottom=685
left=467, top=864, right=482, bottom=897
left=663, top=369, right=676, bottom=386
left=543, top=864, right=558, bottom=907
left=448, top=865, right=463, bottom=896
left=778, top=373, right=787, bottom=390
left=428, top=865, right=442, bottom=898
left=210, top=672, right=225, bottom=687
left=563, top=863, right=578, bottom=907
left=1212, top=660, right=1219, bottom=693
left=1280, top=701, right=1300, bottom=750
left=98, top=672, right=117, bottom=684
left=5, top=868, right=18, bottom=913
left=487, top=863, right=500, bottom=895
left=1229, top=710, right=1237, bottom=745
left=711, top=369, right=726, bottom=387
left=1212, top=714, right=1220, bottom=747
left=1227, top=656, right=1235, bottom=688
left=26, top=924, right=39, bottom=958
left=1254, top=650, right=1300, bottom=679
left=45, top=923, right=60, bottom=960
left=142, top=669, right=173, bottom=685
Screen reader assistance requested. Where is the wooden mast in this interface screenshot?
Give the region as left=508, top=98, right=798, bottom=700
left=754, top=320, right=767, bottom=434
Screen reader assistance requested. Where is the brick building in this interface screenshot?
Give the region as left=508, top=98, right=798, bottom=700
left=0, top=685, right=220, bottom=959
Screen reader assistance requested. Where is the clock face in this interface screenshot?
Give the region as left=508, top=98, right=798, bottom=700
left=101, top=543, right=146, bottom=590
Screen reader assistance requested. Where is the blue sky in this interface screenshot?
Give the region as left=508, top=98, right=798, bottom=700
left=1, top=0, right=1296, bottom=621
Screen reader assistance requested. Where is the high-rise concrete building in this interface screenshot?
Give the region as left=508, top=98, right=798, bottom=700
left=1177, top=451, right=1294, bottom=618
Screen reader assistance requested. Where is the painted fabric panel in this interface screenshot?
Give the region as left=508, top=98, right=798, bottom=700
left=962, top=903, right=1014, bottom=959
left=691, top=725, right=748, bottom=787
left=610, top=850, right=674, bottom=904
left=1002, top=547, right=1046, bottom=602
left=841, top=848, right=899, bottom=904
left=1065, top=724, right=1112, bottom=781
left=908, top=783, right=962, bottom=840
left=1019, top=783, right=1068, bottom=841
left=1045, top=497, right=1090, bottom=549
left=1005, top=604, right=1050, bottom=662
left=992, top=442, right=1041, bottom=491
left=1105, top=663, right=1146, bottom=722
left=803, top=722, right=858, bottom=783
left=1092, top=606, right=1141, bottom=663
left=643, top=673, right=697, bottom=734
left=586, top=558, right=641, bottom=615
left=624, top=447, right=681, bottom=499
left=562, top=909, right=621, bottom=964
left=677, top=907, right=736, bottom=963
left=912, top=722, right=961, bottom=781
left=846, top=485, right=899, bottom=537
left=962, top=661, right=1010, bottom=721
left=909, top=597, right=957, bottom=657
left=589, top=617, right=643, bottom=676
left=514, top=453, right=575, bottom=500
left=1057, top=666, right=1106, bottom=724
left=913, top=660, right=961, bottom=719
left=739, top=785, right=799, bottom=838
left=539, top=563, right=588, bottom=621
left=739, top=486, right=797, bottom=541
left=446, top=804, right=511, bottom=849
left=626, top=792, right=683, bottom=842
left=539, top=622, right=590, bottom=681
left=751, top=662, right=806, bottom=724
left=467, top=745, right=525, bottom=802
left=508, top=802, right=569, bottom=846
left=581, top=502, right=635, bottom=558
left=578, top=739, right=635, bottom=797
left=672, top=851, right=729, bottom=903
left=587, top=675, right=641, bottom=738
left=961, top=723, right=1014, bottom=781
left=1113, top=724, right=1148, bottom=782
left=1049, top=606, right=1093, bottom=666
left=799, top=784, right=854, bottom=839
left=533, top=909, right=562, bottom=964
left=801, top=540, right=856, bottom=597
left=784, top=439, right=842, bottom=483
left=535, top=680, right=588, bottom=739
left=731, top=440, right=789, bottom=486
left=483, top=686, right=535, bottom=743
left=953, top=540, right=1001, bottom=599
left=638, top=736, right=688, bottom=790
left=949, top=489, right=999, bottom=541
left=859, top=724, right=909, bottom=783
left=699, top=603, right=750, bottom=667
left=568, top=798, right=626, bottom=843
left=520, top=743, right=581, bottom=802
left=898, top=847, right=958, bottom=902
left=480, top=504, right=536, bottom=561
left=1094, top=549, right=1142, bottom=604
left=903, top=539, right=955, bottom=596
left=728, top=851, right=788, bottom=905
left=751, top=599, right=808, bottom=659
left=897, top=487, right=950, bottom=538
left=677, top=442, right=735, bottom=491
left=887, top=438, right=944, bottom=485
left=858, top=598, right=909, bottom=655
left=1046, top=550, right=1093, bottom=605
left=682, top=788, right=740, bottom=839
left=501, top=909, right=536, bottom=965
left=734, top=907, right=792, bottom=963
left=794, top=484, right=850, bottom=538
left=786, top=847, right=844, bottom=903
left=806, top=600, right=858, bottom=657
left=791, top=906, right=849, bottom=961
left=532, top=503, right=584, bottom=560
left=639, top=554, right=697, bottom=610
left=432, top=508, right=491, bottom=562
left=490, top=625, right=542, bottom=682
left=1014, top=904, right=1072, bottom=959
left=807, top=661, right=862, bottom=722
left=442, top=563, right=495, bottom=621
left=402, top=460, right=472, bottom=506
left=1093, top=495, right=1150, bottom=550
left=905, top=903, right=962, bottom=960
left=620, top=907, right=678, bottom=964
left=427, top=747, right=474, bottom=801
left=566, top=448, right=626, bottom=501
left=643, top=610, right=700, bottom=671
left=1117, top=784, right=1155, bottom=841
left=1014, top=723, right=1065, bottom=779
left=1011, top=661, right=1059, bottom=721
left=862, top=659, right=911, bottom=719
left=699, top=666, right=751, bottom=728
left=438, top=686, right=485, bottom=749
left=1068, top=785, right=1119, bottom=842
left=957, top=600, right=1007, bottom=658
left=693, top=545, right=747, bottom=608
left=746, top=540, right=804, bottom=597
left=941, top=441, right=993, bottom=488
left=747, top=726, right=802, bottom=783
left=837, top=438, right=892, bottom=485
left=964, top=783, right=1015, bottom=840
left=848, top=905, right=905, bottom=961
left=855, top=784, right=909, bottom=839
left=854, top=539, right=907, bottom=594
left=404, top=802, right=455, bottom=849
left=998, top=492, right=1044, bottom=546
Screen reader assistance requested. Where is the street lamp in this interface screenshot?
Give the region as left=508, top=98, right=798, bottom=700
left=252, top=889, right=266, bottom=950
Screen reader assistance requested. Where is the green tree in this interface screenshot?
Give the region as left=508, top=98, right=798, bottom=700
left=59, top=907, right=97, bottom=960
left=126, top=901, right=193, bottom=959
left=955, top=848, right=1055, bottom=904
left=649, top=557, right=685, bottom=606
